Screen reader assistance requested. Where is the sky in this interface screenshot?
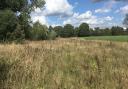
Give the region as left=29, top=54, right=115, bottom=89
left=31, top=0, right=128, bottom=28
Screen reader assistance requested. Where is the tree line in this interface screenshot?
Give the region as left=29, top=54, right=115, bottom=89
left=1, top=16, right=128, bottom=42
left=52, top=23, right=128, bottom=38
left=0, top=0, right=128, bottom=43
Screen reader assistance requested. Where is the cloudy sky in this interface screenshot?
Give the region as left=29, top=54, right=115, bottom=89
left=31, top=0, right=128, bottom=28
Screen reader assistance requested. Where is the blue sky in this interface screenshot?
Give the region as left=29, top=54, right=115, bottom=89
left=31, top=0, right=128, bottom=28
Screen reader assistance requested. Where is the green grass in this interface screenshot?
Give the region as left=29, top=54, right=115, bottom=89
left=82, top=35, right=128, bottom=42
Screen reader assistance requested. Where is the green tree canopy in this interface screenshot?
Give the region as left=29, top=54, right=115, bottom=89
left=123, top=14, right=128, bottom=28
left=61, top=24, right=74, bottom=37
left=78, top=23, right=90, bottom=37
left=30, top=21, right=48, bottom=40
left=0, top=0, right=45, bottom=41
left=0, top=0, right=45, bottom=12
left=0, top=9, right=18, bottom=40
left=111, top=26, right=124, bottom=35
left=54, top=26, right=63, bottom=37
left=0, top=0, right=27, bottom=12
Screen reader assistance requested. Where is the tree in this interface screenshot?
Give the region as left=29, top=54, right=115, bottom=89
left=123, top=14, right=128, bottom=28
left=0, top=9, right=18, bottom=40
left=93, top=27, right=112, bottom=36
left=111, top=26, right=124, bottom=35
left=47, top=26, right=57, bottom=40
left=30, top=22, right=48, bottom=40
left=48, top=26, right=53, bottom=32
left=74, top=27, right=79, bottom=37
left=18, top=12, right=31, bottom=39
left=93, top=27, right=101, bottom=36
left=7, top=24, right=25, bottom=43
left=61, top=24, right=74, bottom=37
left=0, top=0, right=45, bottom=41
left=103, top=28, right=111, bottom=36
left=89, top=28, right=94, bottom=36
left=0, top=0, right=27, bottom=12
left=78, top=23, right=90, bottom=37
left=54, top=26, right=63, bottom=37
left=126, top=28, right=128, bottom=35
left=0, top=0, right=45, bottom=12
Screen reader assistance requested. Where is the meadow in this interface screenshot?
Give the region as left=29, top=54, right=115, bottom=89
left=0, top=38, right=128, bottom=89
left=82, top=35, right=128, bottom=42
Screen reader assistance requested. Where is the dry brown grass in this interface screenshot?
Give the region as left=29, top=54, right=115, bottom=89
left=0, top=38, right=128, bottom=89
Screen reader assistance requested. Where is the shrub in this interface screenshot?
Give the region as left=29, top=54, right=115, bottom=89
left=47, top=30, right=57, bottom=40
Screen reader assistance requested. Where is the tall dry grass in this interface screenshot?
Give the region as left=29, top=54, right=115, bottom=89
left=0, top=38, right=128, bottom=89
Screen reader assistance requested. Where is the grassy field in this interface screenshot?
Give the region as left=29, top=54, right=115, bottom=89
left=82, top=35, right=128, bottom=42
left=0, top=38, right=128, bottom=89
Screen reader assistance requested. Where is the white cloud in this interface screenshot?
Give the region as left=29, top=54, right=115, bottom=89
left=104, top=16, right=113, bottom=21
left=115, top=5, right=128, bottom=14
left=31, top=14, right=48, bottom=25
left=51, top=24, right=62, bottom=27
left=34, top=8, right=42, bottom=13
left=120, top=5, right=128, bottom=14
left=30, top=0, right=114, bottom=28
left=31, top=0, right=73, bottom=25
left=63, top=11, right=113, bottom=28
left=63, top=11, right=98, bottom=26
left=38, top=0, right=74, bottom=16
left=77, top=11, right=93, bottom=19
left=63, top=13, right=79, bottom=26
left=95, top=8, right=111, bottom=13
left=94, top=0, right=118, bottom=14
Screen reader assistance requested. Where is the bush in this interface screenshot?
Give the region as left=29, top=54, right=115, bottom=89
left=47, top=30, right=57, bottom=40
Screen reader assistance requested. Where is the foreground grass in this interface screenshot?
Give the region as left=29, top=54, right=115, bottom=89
left=82, top=35, right=128, bottom=42
left=0, top=38, right=128, bottom=89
